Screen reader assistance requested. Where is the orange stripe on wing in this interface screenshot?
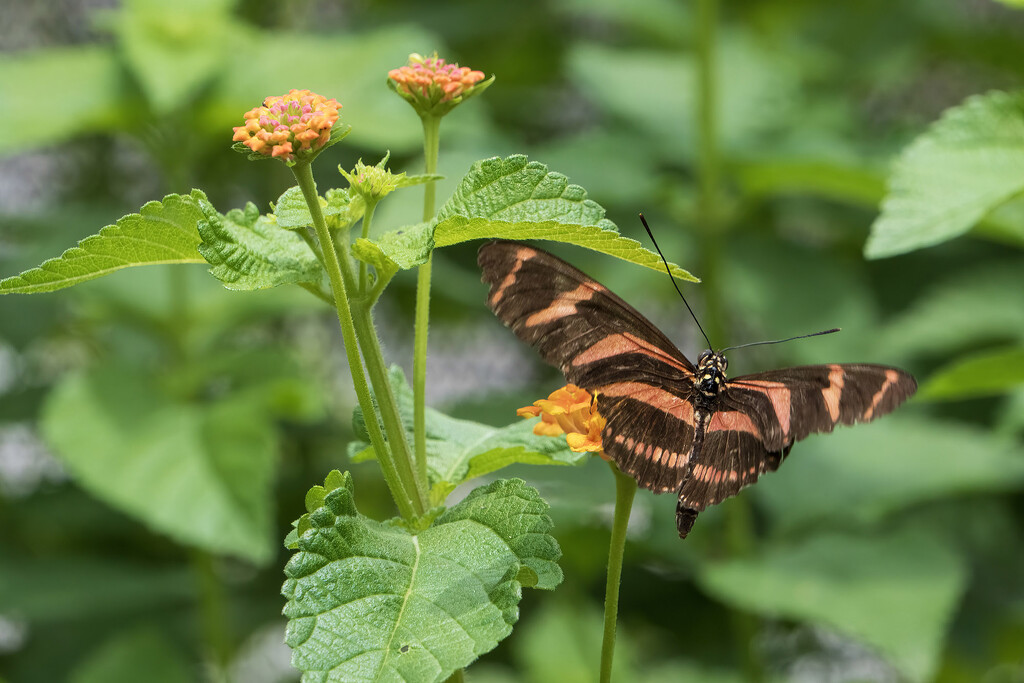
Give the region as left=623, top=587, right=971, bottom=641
left=598, top=381, right=695, bottom=425
left=732, top=380, right=792, bottom=437
left=863, top=368, right=900, bottom=420
left=822, top=364, right=845, bottom=422
left=524, top=282, right=602, bottom=327
left=573, top=331, right=690, bottom=373
left=489, top=246, right=535, bottom=306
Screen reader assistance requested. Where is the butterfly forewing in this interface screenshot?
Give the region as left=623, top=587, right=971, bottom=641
left=479, top=241, right=697, bottom=492
left=478, top=240, right=917, bottom=539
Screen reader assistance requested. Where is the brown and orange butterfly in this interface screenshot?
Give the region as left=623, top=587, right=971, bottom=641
left=478, top=240, right=917, bottom=538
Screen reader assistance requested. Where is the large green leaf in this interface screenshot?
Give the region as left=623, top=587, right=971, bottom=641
left=110, top=0, right=240, bottom=115
left=697, top=529, right=967, bottom=681
left=70, top=630, right=192, bottom=683
left=197, top=199, right=322, bottom=290
left=283, top=472, right=561, bottom=682
left=349, top=367, right=587, bottom=506
left=866, top=90, right=1024, bottom=258
left=756, top=417, right=1024, bottom=533
left=0, top=46, right=130, bottom=155
left=0, top=191, right=207, bottom=294
left=876, top=263, right=1024, bottom=359
left=918, top=346, right=1024, bottom=400
left=566, top=35, right=800, bottom=159
left=362, top=156, right=695, bottom=280
left=41, top=365, right=278, bottom=563
left=0, top=556, right=193, bottom=622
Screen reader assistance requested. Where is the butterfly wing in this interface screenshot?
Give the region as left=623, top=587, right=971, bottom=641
left=676, top=364, right=917, bottom=514
left=478, top=240, right=697, bottom=492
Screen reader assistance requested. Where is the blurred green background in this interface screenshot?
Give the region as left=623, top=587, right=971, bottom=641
left=2, top=0, right=1023, bottom=681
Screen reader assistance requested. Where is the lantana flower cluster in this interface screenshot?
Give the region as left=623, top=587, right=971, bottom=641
left=518, top=384, right=608, bottom=458
left=388, top=53, right=490, bottom=117
left=232, top=89, right=341, bottom=162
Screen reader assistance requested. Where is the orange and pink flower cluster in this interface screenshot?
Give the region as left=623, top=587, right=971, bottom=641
left=518, top=384, right=608, bottom=458
left=232, top=89, right=340, bottom=162
left=388, top=53, right=486, bottom=103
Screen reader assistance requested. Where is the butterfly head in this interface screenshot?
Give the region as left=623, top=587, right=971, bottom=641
left=696, top=349, right=728, bottom=396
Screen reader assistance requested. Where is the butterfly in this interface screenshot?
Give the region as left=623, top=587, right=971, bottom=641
left=478, top=240, right=917, bottom=538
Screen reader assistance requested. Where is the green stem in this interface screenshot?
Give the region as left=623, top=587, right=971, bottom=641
left=413, top=114, right=442, bottom=489
left=695, top=0, right=725, bottom=348
left=352, top=301, right=428, bottom=514
left=190, top=549, right=231, bottom=674
left=291, top=162, right=417, bottom=521
left=359, top=199, right=379, bottom=292
left=695, top=1, right=761, bottom=679
left=600, top=462, right=637, bottom=683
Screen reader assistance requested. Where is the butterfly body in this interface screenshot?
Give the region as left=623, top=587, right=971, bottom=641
left=478, top=240, right=916, bottom=538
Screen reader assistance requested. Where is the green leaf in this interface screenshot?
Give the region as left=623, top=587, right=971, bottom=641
left=435, top=217, right=697, bottom=281
left=349, top=367, right=587, bottom=506
left=697, top=529, right=967, bottom=682
left=0, top=556, right=193, bottom=622
left=436, top=155, right=617, bottom=228
left=41, top=365, right=278, bottom=564
left=876, top=263, right=1024, bottom=358
left=0, top=191, right=207, bottom=294
left=0, top=46, right=130, bottom=156
left=70, top=629, right=192, bottom=683
left=918, top=346, right=1024, bottom=400
left=436, top=479, right=563, bottom=590
left=282, top=472, right=561, bottom=682
left=397, top=173, right=445, bottom=188
left=352, top=223, right=433, bottom=272
left=866, top=90, right=1024, bottom=258
left=274, top=186, right=342, bottom=228
left=735, top=159, right=886, bottom=208
left=110, top=0, right=239, bottom=115
left=197, top=199, right=322, bottom=290
left=433, top=156, right=694, bottom=279
left=756, top=417, right=1024, bottom=533
left=566, top=35, right=799, bottom=159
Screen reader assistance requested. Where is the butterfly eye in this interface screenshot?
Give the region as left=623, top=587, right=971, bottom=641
left=698, top=350, right=712, bottom=364
left=720, top=356, right=728, bottom=371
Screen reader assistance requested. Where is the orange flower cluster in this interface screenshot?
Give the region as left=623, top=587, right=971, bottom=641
left=232, top=89, right=340, bottom=162
left=388, top=53, right=486, bottom=104
left=518, top=384, right=608, bottom=458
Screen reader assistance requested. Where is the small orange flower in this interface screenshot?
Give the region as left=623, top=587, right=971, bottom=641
left=518, top=384, right=608, bottom=458
left=388, top=52, right=492, bottom=117
left=232, top=89, right=341, bottom=163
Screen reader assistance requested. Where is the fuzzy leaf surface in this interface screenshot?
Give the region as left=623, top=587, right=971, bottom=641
left=283, top=472, right=561, bottom=682
left=866, top=90, right=1024, bottom=258
left=0, top=191, right=207, bottom=294
left=197, top=200, right=322, bottom=290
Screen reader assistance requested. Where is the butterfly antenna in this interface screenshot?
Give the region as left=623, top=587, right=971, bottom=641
left=639, top=213, right=713, bottom=350
left=721, top=328, right=841, bottom=353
